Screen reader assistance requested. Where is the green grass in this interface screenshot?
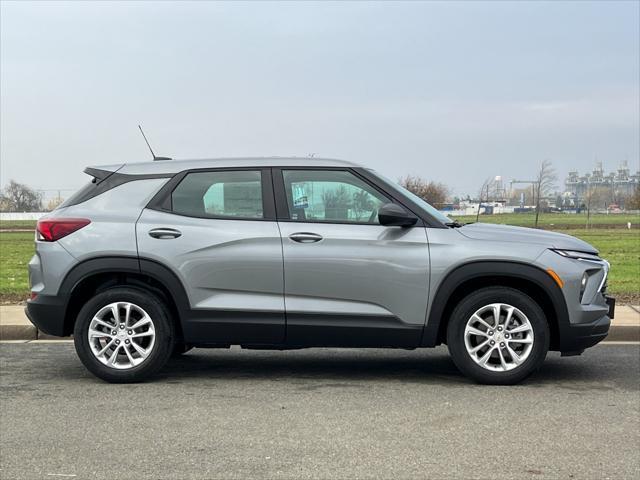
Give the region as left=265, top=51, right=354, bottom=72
left=563, top=230, right=639, bottom=295
left=0, top=220, right=37, bottom=230
left=451, top=212, right=639, bottom=229
left=0, top=231, right=34, bottom=298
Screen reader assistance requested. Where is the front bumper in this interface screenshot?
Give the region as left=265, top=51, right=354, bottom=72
left=25, top=294, right=68, bottom=337
left=559, top=295, right=614, bottom=354
left=560, top=314, right=610, bottom=354
left=536, top=249, right=614, bottom=354
left=605, top=295, right=615, bottom=319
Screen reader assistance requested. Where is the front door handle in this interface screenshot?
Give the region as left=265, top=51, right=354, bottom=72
left=148, top=228, right=182, bottom=239
left=289, top=232, right=323, bottom=243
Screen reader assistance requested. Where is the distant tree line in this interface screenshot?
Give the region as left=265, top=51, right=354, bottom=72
left=0, top=180, right=67, bottom=212
left=398, top=175, right=450, bottom=208
left=0, top=180, right=43, bottom=212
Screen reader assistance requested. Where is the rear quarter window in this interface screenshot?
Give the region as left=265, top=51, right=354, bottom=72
left=58, top=180, right=98, bottom=209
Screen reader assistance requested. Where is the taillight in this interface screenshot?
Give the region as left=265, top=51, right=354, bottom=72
left=37, top=218, right=91, bottom=242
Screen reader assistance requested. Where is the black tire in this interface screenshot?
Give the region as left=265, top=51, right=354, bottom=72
left=446, top=287, right=549, bottom=385
left=73, top=287, right=174, bottom=383
left=171, top=343, right=193, bottom=356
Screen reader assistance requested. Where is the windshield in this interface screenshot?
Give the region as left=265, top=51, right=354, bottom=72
left=370, top=170, right=453, bottom=226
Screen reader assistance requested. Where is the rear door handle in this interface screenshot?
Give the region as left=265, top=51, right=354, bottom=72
left=289, top=232, right=323, bottom=243
left=148, top=228, right=182, bottom=239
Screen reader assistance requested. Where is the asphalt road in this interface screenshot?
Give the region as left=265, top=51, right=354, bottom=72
left=1, top=343, right=639, bottom=480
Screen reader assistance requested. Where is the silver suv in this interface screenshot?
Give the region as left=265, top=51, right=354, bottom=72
left=26, top=157, right=615, bottom=384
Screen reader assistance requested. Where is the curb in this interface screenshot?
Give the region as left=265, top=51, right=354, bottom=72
left=604, top=325, right=640, bottom=342
left=1, top=324, right=638, bottom=343
left=0, top=323, right=37, bottom=341
left=0, top=324, right=72, bottom=341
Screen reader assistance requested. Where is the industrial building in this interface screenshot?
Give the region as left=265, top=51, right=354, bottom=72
left=565, top=161, right=639, bottom=202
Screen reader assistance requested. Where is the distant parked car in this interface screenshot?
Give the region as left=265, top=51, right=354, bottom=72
left=26, top=157, right=615, bottom=384
left=608, top=204, right=622, bottom=213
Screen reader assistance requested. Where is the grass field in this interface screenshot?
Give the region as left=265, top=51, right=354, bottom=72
left=0, top=215, right=638, bottom=303
left=450, top=212, right=640, bottom=228
left=0, top=220, right=38, bottom=230
left=0, top=231, right=33, bottom=300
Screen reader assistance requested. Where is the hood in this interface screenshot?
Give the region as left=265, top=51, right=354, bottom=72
left=458, top=223, right=597, bottom=253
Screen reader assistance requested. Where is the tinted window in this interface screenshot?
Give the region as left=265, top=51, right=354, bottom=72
left=172, top=170, right=263, bottom=219
left=282, top=170, right=388, bottom=224
left=58, top=180, right=97, bottom=209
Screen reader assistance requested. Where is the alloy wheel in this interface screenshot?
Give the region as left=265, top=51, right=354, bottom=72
left=87, top=302, right=156, bottom=370
left=464, top=303, right=534, bottom=372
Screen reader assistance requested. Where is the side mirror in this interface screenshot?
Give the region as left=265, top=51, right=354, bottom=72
left=378, top=203, right=418, bottom=227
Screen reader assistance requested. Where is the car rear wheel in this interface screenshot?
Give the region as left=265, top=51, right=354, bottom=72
left=447, top=287, right=549, bottom=385
left=74, top=287, right=174, bottom=383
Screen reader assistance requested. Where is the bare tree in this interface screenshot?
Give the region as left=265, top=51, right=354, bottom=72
left=476, top=177, right=492, bottom=223
left=46, top=196, right=64, bottom=211
left=533, top=160, right=557, bottom=228
left=584, top=185, right=610, bottom=228
left=0, top=180, right=43, bottom=212
left=624, top=185, right=640, bottom=211
left=399, top=175, right=450, bottom=208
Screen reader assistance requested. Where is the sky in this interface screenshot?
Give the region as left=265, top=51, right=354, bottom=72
left=1, top=0, right=638, bottom=197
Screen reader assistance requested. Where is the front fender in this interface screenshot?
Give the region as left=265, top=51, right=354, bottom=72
left=421, top=261, right=569, bottom=348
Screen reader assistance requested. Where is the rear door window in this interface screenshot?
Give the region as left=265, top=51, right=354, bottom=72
left=171, top=170, right=264, bottom=219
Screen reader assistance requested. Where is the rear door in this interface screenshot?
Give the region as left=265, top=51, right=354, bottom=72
left=136, top=168, right=285, bottom=344
left=274, top=168, right=430, bottom=347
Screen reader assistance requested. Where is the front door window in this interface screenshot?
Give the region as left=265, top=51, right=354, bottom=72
left=281, top=170, right=388, bottom=224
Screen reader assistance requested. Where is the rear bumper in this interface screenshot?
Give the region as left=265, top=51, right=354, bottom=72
left=25, top=295, right=67, bottom=337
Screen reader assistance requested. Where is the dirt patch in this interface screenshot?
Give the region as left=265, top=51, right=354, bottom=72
left=0, top=294, right=28, bottom=305
left=613, top=292, right=640, bottom=305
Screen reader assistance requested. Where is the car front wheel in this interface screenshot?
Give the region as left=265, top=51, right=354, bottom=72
left=446, top=287, right=549, bottom=385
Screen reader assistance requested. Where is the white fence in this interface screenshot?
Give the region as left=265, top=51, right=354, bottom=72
left=0, top=212, right=47, bottom=221
left=441, top=205, right=520, bottom=217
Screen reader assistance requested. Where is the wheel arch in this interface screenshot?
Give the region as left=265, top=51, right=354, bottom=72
left=421, top=261, right=568, bottom=351
left=59, top=256, right=190, bottom=338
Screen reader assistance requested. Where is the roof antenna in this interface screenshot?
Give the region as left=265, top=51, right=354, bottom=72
left=138, top=125, right=172, bottom=161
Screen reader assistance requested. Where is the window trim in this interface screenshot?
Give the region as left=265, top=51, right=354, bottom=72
left=60, top=168, right=172, bottom=209
left=272, top=167, right=425, bottom=227
left=146, top=167, right=276, bottom=221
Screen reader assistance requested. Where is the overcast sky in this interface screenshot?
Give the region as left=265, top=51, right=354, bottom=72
left=1, top=1, right=638, bottom=196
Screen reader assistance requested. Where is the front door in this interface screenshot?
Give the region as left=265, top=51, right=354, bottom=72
left=136, top=168, right=285, bottom=345
left=274, top=168, right=430, bottom=347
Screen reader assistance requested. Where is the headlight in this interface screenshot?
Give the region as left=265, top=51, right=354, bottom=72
left=551, top=249, right=600, bottom=261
